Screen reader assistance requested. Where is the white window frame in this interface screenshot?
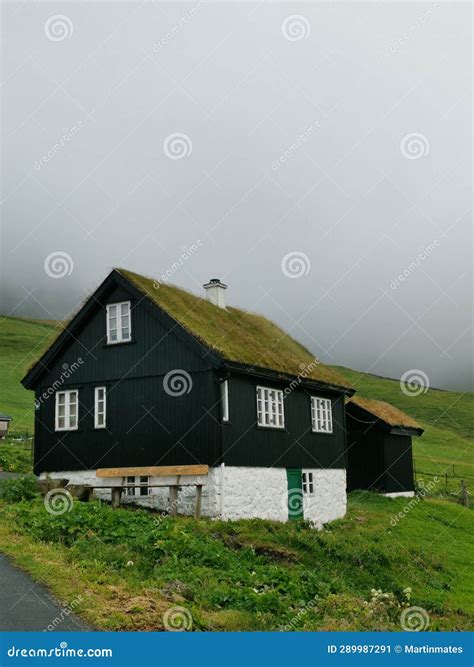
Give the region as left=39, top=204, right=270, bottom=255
left=106, top=301, right=132, bottom=344
left=55, top=390, right=79, bottom=432
left=125, top=475, right=150, bottom=497
left=94, top=386, right=106, bottom=429
left=220, top=380, right=229, bottom=422
left=256, top=386, right=285, bottom=429
left=302, top=472, right=314, bottom=496
left=311, top=397, right=333, bottom=434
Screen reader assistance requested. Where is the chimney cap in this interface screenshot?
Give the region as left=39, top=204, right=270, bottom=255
left=203, top=278, right=227, bottom=290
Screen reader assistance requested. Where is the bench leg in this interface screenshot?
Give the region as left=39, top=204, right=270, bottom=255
left=169, top=485, right=178, bottom=516
left=111, top=487, right=122, bottom=509
left=195, top=485, right=203, bottom=519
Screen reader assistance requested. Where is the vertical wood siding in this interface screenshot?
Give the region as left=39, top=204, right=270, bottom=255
left=221, top=372, right=347, bottom=469
left=34, top=282, right=220, bottom=474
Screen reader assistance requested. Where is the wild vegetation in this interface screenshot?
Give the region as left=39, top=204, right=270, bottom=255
left=0, top=488, right=472, bottom=631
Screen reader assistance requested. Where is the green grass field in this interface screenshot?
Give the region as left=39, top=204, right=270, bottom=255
left=0, top=316, right=60, bottom=434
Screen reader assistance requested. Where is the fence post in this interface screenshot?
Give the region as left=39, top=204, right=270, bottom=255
left=460, top=480, right=469, bottom=507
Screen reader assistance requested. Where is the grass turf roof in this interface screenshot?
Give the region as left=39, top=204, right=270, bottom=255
left=347, top=396, right=423, bottom=431
left=118, top=268, right=352, bottom=390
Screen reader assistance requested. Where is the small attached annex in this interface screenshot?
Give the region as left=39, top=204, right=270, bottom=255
left=345, top=396, right=424, bottom=498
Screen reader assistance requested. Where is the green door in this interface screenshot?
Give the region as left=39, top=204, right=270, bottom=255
left=286, top=469, right=304, bottom=520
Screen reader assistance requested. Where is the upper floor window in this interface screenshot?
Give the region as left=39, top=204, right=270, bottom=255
left=256, top=386, right=285, bottom=429
left=106, top=301, right=131, bottom=344
left=94, top=387, right=106, bottom=429
left=55, top=390, right=78, bottom=431
left=311, top=397, right=333, bottom=433
left=220, top=380, right=229, bottom=422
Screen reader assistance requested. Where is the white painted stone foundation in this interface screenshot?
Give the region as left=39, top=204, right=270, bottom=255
left=301, top=469, right=347, bottom=528
left=40, top=466, right=347, bottom=527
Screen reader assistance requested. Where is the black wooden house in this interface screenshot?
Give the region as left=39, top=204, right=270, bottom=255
left=22, top=268, right=355, bottom=523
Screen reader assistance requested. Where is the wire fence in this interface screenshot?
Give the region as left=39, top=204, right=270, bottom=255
left=413, top=460, right=472, bottom=506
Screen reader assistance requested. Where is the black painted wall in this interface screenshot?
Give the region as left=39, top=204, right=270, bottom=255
left=346, top=415, right=383, bottom=491
left=222, top=372, right=347, bottom=469
left=346, top=414, right=414, bottom=493
left=33, top=280, right=221, bottom=474
left=382, top=434, right=414, bottom=493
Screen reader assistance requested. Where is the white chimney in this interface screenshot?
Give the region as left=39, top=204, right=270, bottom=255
left=203, top=278, right=227, bottom=309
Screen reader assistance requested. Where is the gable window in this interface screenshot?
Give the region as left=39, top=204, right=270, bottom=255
left=302, top=472, right=314, bottom=495
left=106, top=301, right=131, bottom=344
left=256, top=386, right=285, bottom=428
left=94, top=387, right=106, bottom=429
left=220, top=380, right=229, bottom=422
left=55, top=390, right=78, bottom=431
left=311, top=397, right=333, bottom=433
left=125, top=476, right=150, bottom=497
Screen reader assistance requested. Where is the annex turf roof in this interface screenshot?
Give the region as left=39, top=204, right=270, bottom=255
left=118, top=268, right=353, bottom=391
left=347, top=396, right=423, bottom=431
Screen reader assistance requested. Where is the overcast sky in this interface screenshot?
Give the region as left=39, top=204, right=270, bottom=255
left=1, top=1, right=472, bottom=391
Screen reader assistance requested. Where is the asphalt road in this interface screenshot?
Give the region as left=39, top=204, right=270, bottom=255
left=0, top=554, right=90, bottom=631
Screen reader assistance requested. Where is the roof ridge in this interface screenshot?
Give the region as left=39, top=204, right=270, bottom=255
left=119, top=268, right=353, bottom=391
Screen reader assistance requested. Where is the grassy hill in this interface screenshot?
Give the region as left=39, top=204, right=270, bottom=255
left=0, top=316, right=60, bottom=434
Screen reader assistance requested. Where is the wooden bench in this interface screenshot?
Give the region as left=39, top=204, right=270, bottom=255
left=95, top=465, right=209, bottom=518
